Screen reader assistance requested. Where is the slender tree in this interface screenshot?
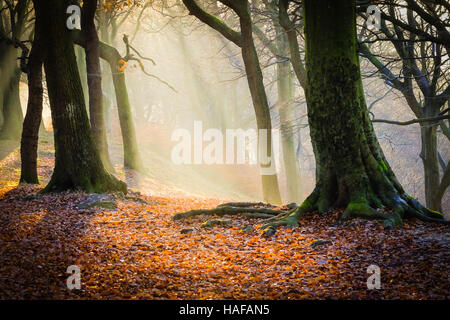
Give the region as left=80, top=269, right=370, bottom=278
left=253, top=0, right=303, bottom=203
left=19, top=15, right=43, bottom=184
left=357, top=1, right=450, bottom=212
left=183, top=0, right=282, bottom=204
left=0, top=0, right=30, bottom=140
left=81, top=0, right=114, bottom=171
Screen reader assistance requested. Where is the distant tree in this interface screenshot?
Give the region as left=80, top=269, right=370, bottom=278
left=357, top=0, right=450, bottom=212
left=0, top=0, right=30, bottom=140
left=183, top=0, right=282, bottom=204
left=252, top=0, right=303, bottom=203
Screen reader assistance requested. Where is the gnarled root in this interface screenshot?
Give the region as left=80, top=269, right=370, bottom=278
left=404, top=196, right=449, bottom=225
left=172, top=204, right=288, bottom=221
left=258, top=193, right=319, bottom=236
left=172, top=189, right=449, bottom=237
left=337, top=192, right=448, bottom=229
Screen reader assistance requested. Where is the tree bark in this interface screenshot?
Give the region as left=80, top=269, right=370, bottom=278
left=239, top=5, right=282, bottom=205
left=263, top=0, right=446, bottom=230
left=420, top=122, right=441, bottom=212
left=81, top=0, right=114, bottom=171
left=72, top=30, right=144, bottom=172
left=107, top=50, right=143, bottom=172
left=20, top=29, right=43, bottom=184
left=33, top=0, right=126, bottom=193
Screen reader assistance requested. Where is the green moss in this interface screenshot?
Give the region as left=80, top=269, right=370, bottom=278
left=298, top=198, right=314, bottom=212
left=378, top=160, right=388, bottom=173
left=345, top=201, right=374, bottom=215
left=383, top=215, right=401, bottom=229
left=201, top=219, right=232, bottom=228
left=425, top=208, right=444, bottom=219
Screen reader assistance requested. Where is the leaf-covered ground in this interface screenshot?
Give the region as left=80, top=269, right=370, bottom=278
left=0, top=183, right=449, bottom=299
left=0, top=140, right=449, bottom=299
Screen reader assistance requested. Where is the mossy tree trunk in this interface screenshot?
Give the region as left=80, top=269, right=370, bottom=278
left=103, top=45, right=143, bottom=172
left=33, top=0, right=126, bottom=193
left=263, top=0, right=446, bottom=230
left=81, top=0, right=114, bottom=172
left=302, top=0, right=403, bottom=221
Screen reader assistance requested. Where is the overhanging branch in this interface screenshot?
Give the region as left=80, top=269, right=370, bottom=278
left=372, top=114, right=450, bottom=126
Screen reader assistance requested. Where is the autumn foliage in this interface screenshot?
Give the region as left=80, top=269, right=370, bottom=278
left=0, top=151, right=448, bottom=299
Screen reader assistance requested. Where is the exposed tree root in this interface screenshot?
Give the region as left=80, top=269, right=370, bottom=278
left=173, top=205, right=287, bottom=221
left=217, top=202, right=265, bottom=208
left=173, top=190, right=449, bottom=237
left=259, top=191, right=449, bottom=234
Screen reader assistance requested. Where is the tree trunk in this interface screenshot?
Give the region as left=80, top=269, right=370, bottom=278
left=81, top=0, right=114, bottom=171
left=0, top=0, right=29, bottom=141
left=276, top=33, right=302, bottom=203
left=239, top=6, right=282, bottom=205
left=109, top=57, right=143, bottom=172
left=0, top=47, right=23, bottom=140
left=420, top=123, right=441, bottom=212
left=279, top=0, right=307, bottom=89
left=20, top=32, right=43, bottom=184
left=73, top=30, right=144, bottom=172
left=265, top=0, right=445, bottom=229
left=75, top=46, right=89, bottom=110
left=33, top=0, right=126, bottom=193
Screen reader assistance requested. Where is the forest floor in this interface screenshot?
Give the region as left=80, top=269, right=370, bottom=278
left=0, top=138, right=449, bottom=299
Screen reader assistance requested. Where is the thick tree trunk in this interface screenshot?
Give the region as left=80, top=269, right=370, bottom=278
left=239, top=7, right=282, bottom=205
left=33, top=0, right=126, bottom=193
left=20, top=34, right=43, bottom=184
left=81, top=0, right=114, bottom=171
left=303, top=0, right=400, bottom=220
left=263, top=0, right=446, bottom=231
